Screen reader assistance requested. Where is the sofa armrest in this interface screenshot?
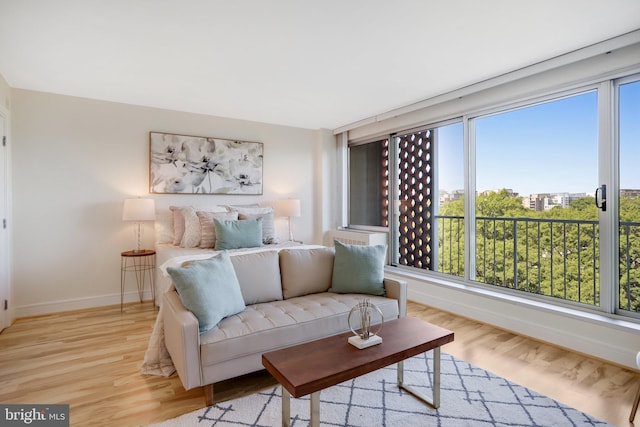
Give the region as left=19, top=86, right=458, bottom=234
left=384, top=277, right=407, bottom=317
left=163, top=290, right=202, bottom=390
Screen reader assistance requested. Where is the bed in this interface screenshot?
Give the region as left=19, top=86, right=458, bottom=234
left=142, top=203, right=318, bottom=375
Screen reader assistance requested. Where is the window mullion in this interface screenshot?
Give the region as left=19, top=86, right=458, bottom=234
left=465, top=116, right=476, bottom=282
left=338, top=132, right=349, bottom=228
left=597, top=81, right=617, bottom=314
left=389, top=134, right=400, bottom=265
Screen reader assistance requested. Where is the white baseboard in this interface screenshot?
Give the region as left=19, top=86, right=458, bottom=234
left=12, top=290, right=155, bottom=318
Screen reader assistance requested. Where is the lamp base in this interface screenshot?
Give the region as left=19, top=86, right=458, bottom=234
left=348, top=334, right=382, bottom=349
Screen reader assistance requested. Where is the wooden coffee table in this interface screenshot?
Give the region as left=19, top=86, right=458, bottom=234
left=262, top=316, right=454, bottom=427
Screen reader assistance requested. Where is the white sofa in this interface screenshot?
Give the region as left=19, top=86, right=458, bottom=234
left=162, top=246, right=408, bottom=406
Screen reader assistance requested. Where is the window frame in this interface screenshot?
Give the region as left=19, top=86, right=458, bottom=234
left=467, top=86, right=604, bottom=312
left=614, top=73, right=640, bottom=319
left=345, top=73, right=640, bottom=319
left=347, top=136, right=392, bottom=233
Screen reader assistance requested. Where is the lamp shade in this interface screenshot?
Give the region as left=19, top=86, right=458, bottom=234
left=276, top=199, right=301, bottom=217
left=122, top=198, right=156, bottom=221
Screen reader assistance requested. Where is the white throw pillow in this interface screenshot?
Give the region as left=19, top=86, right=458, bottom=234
left=154, top=209, right=174, bottom=244
left=170, top=206, right=186, bottom=245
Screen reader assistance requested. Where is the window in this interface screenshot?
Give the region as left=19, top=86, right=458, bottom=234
left=346, top=74, right=640, bottom=318
left=348, top=123, right=464, bottom=279
left=392, top=123, right=464, bottom=277
left=618, top=77, right=640, bottom=314
left=472, top=92, right=600, bottom=306
left=348, top=138, right=389, bottom=227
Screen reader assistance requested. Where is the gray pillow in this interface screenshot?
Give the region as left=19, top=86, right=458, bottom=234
left=330, top=240, right=387, bottom=296
left=167, top=252, right=246, bottom=333
left=213, top=218, right=263, bottom=250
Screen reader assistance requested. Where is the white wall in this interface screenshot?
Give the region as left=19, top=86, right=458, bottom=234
left=11, top=89, right=334, bottom=317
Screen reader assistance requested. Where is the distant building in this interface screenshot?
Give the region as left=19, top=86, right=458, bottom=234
left=523, top=192, right=588, bottom=211
left=439, top=189, right=464, bottom=206
left=523, top=193, right=550, bottom=211
left=560, top=193, right=587, bottom=209
left=621, top=189, right=640, bottom=197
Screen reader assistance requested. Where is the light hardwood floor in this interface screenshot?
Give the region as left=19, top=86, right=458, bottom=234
left=0, top=301, right=637, bottom=427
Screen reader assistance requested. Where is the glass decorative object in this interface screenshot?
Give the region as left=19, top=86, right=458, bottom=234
left=347, top=298, right=384, bottom=349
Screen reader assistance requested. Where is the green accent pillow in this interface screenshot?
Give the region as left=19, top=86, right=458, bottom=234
left=213, top=218, right=263, bottom=250
left=167, top=252, right=246, bottom=333
left=330, top=240, right=387, bottom=296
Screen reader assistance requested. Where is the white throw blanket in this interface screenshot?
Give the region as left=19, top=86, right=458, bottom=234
left=140, top=304, right=176, bottom=376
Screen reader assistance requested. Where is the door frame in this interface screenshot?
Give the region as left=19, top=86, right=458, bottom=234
left=0, top=106, right=10, bottom=331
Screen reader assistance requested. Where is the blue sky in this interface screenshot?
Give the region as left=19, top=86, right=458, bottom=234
left=437, top=81, right=640, bottom=196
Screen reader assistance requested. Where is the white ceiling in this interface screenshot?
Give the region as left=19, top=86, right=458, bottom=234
left=1, top=1, right=639, bottom=130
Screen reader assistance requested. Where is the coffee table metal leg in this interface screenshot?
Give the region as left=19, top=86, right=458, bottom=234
left=397, top=347, right=441, bottom=408
left=310, top=391, right=320, bottom=427
left=281, top=387, right=320, bottom=426
left=281, top=386, right=290, bottom=427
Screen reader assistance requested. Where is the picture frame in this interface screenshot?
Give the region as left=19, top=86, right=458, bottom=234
left=149, top=132, right=263, bottom=195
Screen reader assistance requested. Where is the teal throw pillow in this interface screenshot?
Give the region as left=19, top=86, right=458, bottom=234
left=167, top=252, right=246, bottom=333
left=330, top=240, right=387, bottom=296
left=214, top=218, right=263, bottom=250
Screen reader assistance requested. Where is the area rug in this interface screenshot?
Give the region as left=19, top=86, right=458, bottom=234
left=147, top=352, right=611, bottom=427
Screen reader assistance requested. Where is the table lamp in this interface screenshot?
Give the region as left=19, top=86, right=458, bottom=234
left=122, top=198, right=156, bottom=252
left=277, top=199, right=301, bottom=242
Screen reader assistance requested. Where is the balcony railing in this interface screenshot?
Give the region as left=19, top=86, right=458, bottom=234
left=436, top=215, right=640, bottom=311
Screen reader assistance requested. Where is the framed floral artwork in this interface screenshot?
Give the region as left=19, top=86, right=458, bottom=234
left=149, top=132, right=263, bottom=195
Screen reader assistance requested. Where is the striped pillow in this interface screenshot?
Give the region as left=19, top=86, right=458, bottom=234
left=197, top=211, right=239, bottom=248
left=230, top=206, right=278, bottom=244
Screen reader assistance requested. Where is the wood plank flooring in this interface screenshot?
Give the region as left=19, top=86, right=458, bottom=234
left=0, top=301, right=637, bottom=427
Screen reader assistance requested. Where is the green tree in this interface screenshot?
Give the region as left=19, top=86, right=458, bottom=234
left=619, top=196, right=640, bottom=311
left=476, top=189, right=527, bottom=217
left=438, top=196, right=465, bottom=276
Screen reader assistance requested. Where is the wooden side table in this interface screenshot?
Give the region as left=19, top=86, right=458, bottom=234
left=120, top=249, right=156, bottom=312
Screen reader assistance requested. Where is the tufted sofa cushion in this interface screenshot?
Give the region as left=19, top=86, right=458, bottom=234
left=199, top=292, right=398, bottom=367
